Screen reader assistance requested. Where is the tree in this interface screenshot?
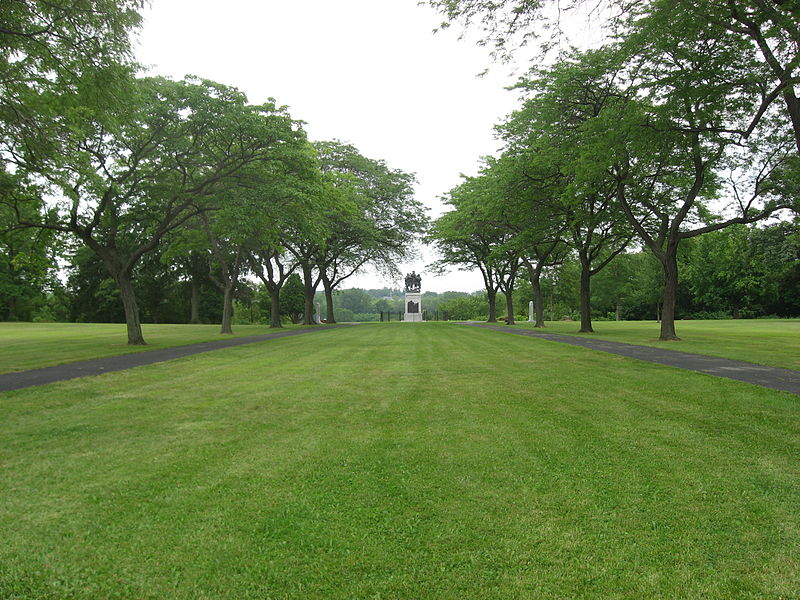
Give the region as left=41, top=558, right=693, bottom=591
left=500, top=49, right=634, bottom=332
left=439, top=293, right=487, bottom=320
left=428, top=1, right=800, bottom=155
left=67, top=246, right=124, bottom=323
left=606, top=31, right=796, bottom=338
left=338, top=288, right=375, bottom=315
left=251, top=250, right=298, bottom=328
left=748, top=221, right=800, bottom=316
left=313, top=141, right=426, bottom=324
left=590, top=251, right=637, bottom=321
left=284, top=234, right=324, bottom=326
left=631, top=1, right=800, bottom=154
left=0, top=176, right=61, bottom=320
left=280, top=273, right=305, bottom=325
left=204, top=141, right=320, bottom=334
left=489, top=151, right=570, bottom=328
left=427, top=177, right=511, bottom=323
left=201, top=210, right=249, bottom=335
left=1, top=0, right=144, bottom=163
left=4, top=76, right=301, bottom=344
left=683, top=225, right=761, bottom=317
left=496, top=40, right=793, bottom=338
left=242, top=143, right=324, bottom=329
left=682, top=222, right=800, bottom=318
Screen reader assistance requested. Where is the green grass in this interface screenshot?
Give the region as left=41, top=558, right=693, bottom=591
left=511, top=319, right=800, bottom=370
left=0, top=322, right=310, bottom=374
left=1, top=323, right=798, bottom=599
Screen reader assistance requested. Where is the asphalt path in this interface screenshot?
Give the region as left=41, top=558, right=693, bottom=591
left=0, top=326, right=349, bottom=393
left=4, top=323, right=798, bottom=396
left=462, top=322, right=800, bottom=395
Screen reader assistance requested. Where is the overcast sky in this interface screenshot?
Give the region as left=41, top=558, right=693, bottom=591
left=135, top=0, right=525, bottom=293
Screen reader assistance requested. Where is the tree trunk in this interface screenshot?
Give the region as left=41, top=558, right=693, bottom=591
left=532, top=272, right=545, bottom=328
left=783, top=90, right=800, bottom=154
left=303, top=289, right=314, bottom=325
left=615, top=295, right=621, bottom=321
left=505, top=290, right=515, bottom=325
left=269, top=287, right=282, bottom=328
left=117, top=273, right=146, bottom=345
left=324, top=283, right=336, bottom=324
left=487, top=290, right=497, bottom=322
left=301, top=264, right=315, bottom=325
left=220, top=284, right=234, bottom=334
left=659, top=245, right=680, bottom=341
left=189, top=278, right=201, bottom=324
left=578, top=255, right=594, bottom=333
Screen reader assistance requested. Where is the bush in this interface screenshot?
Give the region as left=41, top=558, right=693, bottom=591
left=31, top=306, right=57, bottom=322
left=687, top=310, right=731, bottom=320
left=334, top=307, right=354, bottom=322
left=352, top=313, right=379, bottom=322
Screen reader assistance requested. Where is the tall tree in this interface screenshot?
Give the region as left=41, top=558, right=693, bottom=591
left=0, top=176, right=61, bottom=321
left=494, top=41, right=794, bottom=339
left=201, top=211, right=248, bottom=335
left=279, top=273, right=305, bottom=325
left=313, top=141, right=426, bottom=324
left=428, top=1, right=800, bottom=154
left=247, top=150, right=321, bottom=329
left=429, top=174, right=512, bottom=323
left=501, top=49, right=634, bottom=332
left=4, top=76, right=301, bottom=343
left=284, top=234, right=324, bottom=326
left=204, top=139, right=320, bottom=333
left=491, top=150, right=570, bottom=328
left=250, top=249, right=298, bottom=328
left=606, top=31, right=796, bottom=338
left=1, top=0, right=145, bottom=160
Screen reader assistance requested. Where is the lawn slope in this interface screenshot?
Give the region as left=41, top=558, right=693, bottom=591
left=1, top=323, right=797, bottom=599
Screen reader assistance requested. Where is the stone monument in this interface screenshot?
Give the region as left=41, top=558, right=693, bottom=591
left=403, top=271, right=422, bottom=322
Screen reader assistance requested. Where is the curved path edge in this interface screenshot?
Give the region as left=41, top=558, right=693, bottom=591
left=461, top=323, right=800, bottom=396
left=0, top=326, right=352, bottom=393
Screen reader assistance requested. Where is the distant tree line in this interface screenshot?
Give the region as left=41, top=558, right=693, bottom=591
left=427, top=0, right=800, bottom=339
left=0, top=1, right=427, bottom=343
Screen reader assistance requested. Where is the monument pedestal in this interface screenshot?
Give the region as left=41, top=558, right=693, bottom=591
left=404, top=292, right=422, bottom=322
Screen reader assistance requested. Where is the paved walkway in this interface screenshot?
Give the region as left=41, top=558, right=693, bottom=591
left=462, top=323, right=800, bottom=395
left=0, top=326, right=349, bottom=393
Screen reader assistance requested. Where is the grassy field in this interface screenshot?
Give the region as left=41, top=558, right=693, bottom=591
left=0, top=322, right=310, bottom=374
left=0, top=323, right=798, bottom=599
left=512, top=319, right=800, bottom=370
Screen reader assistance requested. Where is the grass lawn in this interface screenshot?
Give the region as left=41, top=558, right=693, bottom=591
left=0, top=323, right=798, bottom=599
left=0, top=322, right=310, bottom=374
left=512, top=319, right=800, bottom=371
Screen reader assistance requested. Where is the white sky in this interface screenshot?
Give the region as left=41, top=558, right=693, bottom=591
left=135, top=0, right=522, bottom=293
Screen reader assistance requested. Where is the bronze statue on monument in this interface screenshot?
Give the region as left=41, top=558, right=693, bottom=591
left=403, top=271, right=423, bottom=321
left=404, top=271, right=421, bottom=293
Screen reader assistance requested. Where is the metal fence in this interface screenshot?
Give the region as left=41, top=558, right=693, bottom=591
left=379, top=311, right=450, bottom=322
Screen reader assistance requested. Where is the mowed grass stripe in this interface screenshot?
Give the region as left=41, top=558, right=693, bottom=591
left=0, top=324, right=798, bottom=599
